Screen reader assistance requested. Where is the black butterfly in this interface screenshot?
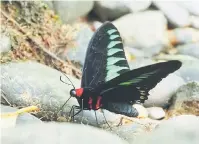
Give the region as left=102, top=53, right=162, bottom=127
left=61, top=22, right=182, bottom=118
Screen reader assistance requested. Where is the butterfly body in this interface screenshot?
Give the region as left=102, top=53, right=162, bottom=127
left=67, top=22, right=182, bottom=117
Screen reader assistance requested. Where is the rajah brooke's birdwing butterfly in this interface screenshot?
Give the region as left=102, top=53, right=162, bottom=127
left=67, top=22, right=182, bottom=117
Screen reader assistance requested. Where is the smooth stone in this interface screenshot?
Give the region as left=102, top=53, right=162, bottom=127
left=154, top=54, right=199, bottom=62
left=154, top=1, right=190, bottom=27
left=168, top=82, right=199, bottom=116
left=144, top=73, right=185, bottom=107
left=48, top=1, right=94, bottom=23
left=93, top=1, right=151, bottom=21
left=190, top=16, right=199, bottom=29
left=134, top=115, right=199, bottom=144
left=93, top=1, right=130, bottom=21
left=177, top=42, right=199, bottom=59
left=147, top=107, right=165, bottom=120
left=179, top=1, right=199, bottom=16
left=0, top=35, right=11, bottom=53
left=0, top=105, right=42, bottom=125
left=0, top=61, right=136, bottom=126
left=67, top=24, right=94, bottom=66
left=177, top=61, right=199, bottom=82
left=129, top=58, right=155, bottom=70
left=113, top=11, right=168, bottom=56
left=1, top=123, right=127, bottom=144
left=125, top=47, right=146, bottom=60
left=168, top=28, right=199, bottom=45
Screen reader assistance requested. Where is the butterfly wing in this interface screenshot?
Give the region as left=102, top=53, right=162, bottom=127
left=101, top=60, right=182, bottom=103
left=81, top=22, right=129, bottom=89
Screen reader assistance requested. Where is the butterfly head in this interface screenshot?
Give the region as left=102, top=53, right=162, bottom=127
left=70, top=88, right=83, bottom=98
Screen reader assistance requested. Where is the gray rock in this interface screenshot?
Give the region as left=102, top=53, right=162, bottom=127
left=129, top=58, right=155, bottom=70
left=1, top=61, right=80, bottom=121
left=1, top=122, right=127, bottom=144
left=147, top=107, right=165, bottom=120
left=169, top=82, right=199, bottom=116
left=190, top=16, right=199, bottom=29
left=144, top=74, right=185, bottom=107
left=0, top=105, right=42, bottom=125
left=134, top=115, right=199, bottom=144
left=113, top=11, right=168, bottom=56
left=154, top=1, right=190, bottom=27
left=51, top=1, right=94, bottom=23
left=67, top=24, right=94, bottom=66
left=169, top=28, right=199, bottom=45
left=93, top=1, right=130, bottom=21
left=0, top=35, right=11, bottom=53
left=0, top=61, right=130, bottom=126
left=176, top=61, right=199, bottom=82
left=125, top=47, right=146, bottom=59
left=179, top=1, right=199, bottom=16
left=94, top=1, right=152, bottom=21
left=177, top=43, right=199, bottom=59
left=154, top=54, right=199, bottom=62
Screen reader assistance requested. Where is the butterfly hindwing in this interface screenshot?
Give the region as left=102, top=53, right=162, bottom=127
left=81, top=22, right=130, bottom=89
left=101, top=60, right=182, bottom=103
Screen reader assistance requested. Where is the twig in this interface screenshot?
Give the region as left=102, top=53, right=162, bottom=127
left=1, top=9, right=81, bottom=76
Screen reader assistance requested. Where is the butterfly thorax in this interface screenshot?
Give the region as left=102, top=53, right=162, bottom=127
left=76, top=88, right=103, bottom=110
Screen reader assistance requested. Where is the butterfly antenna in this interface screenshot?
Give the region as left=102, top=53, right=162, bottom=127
left=60, top=75, right=75, bottom=89
left=101, top=109, right=112, bottom=130
left=57, top=96, right=72, bottom=114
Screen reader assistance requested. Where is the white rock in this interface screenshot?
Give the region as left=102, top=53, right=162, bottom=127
left=147, top=107, right=165, bottom=120
left=0, top=35, right=11, bottom=53
left=113, top=11, right=168, bottom=56
left=52, top=1, right=94, bottom=23
left=144, top=74, right=185, bottom=107
left=154, top=1, right=191, bottom=27
left=134, top=115, right=199, bottom=144
left=179, top=1, right=199, bottom=16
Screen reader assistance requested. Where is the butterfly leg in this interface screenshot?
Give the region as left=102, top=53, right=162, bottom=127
left=69, top=105, right=81, bottom=122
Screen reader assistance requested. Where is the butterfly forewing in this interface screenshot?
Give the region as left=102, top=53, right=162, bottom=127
left=81, top=22, right=130, bottom=89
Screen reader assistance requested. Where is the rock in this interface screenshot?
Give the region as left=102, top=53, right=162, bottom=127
left=144, top=74, right=185, bottom=107
left=124, top=1, right=152, bottom=12
left=113, top=11, right=168, bottom=56
left=92, top=21, right=102, bottom=31
left=168, top=82, right=199, bottom=116
left=0, top=105, right=42, bottom=125
left=190, top=16, right=199, bottom=29
left=147, top=107, right=165, bottom=120
left=134, top=115, right=199, bottom=144
left=1, top=122, right=126, bottom=144
left=154, top=1, right=190, bottom=27
left=0, top=35, right=11, bottom=53
left=67, top=24, right=94, bottom=66
left=167, top=28, right=199, bottom=45
left=154, top=54, right=199, bottom=62
left=1, top=61, right=80, bottom=121
left=94, top=1, right=152, bottom=22
left=179, top=1, right=199, bottom=16
left=0, top=61, right=133, bottom=126
left=125, top=47, right=146, bottom=61
left=129, top=58, right=155, bottom=70
left=177, top=43, right=199, bottom=59
left=177, top=61, right=199, bottom=82
left=93, top=1, right=130, bottom=21
left=51, top=1, right=94, bottom=23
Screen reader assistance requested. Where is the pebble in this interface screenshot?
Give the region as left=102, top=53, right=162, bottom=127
left=147, top=107, right=165, bottom=120
left=0, top=35, right=11, bottom=53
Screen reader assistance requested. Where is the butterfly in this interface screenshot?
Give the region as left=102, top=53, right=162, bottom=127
left=61, top=22, right=182, bottom=118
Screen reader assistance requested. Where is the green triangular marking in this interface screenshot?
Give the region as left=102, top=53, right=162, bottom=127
left=110, top=35, right=120, bottom=40
left=107, top=41, right=122, bottom=49
left=107, top=29, right=117, bottom=35
left=107, top=57, right=125, bottom=65
left=107, top=48, right=123, bottom=56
